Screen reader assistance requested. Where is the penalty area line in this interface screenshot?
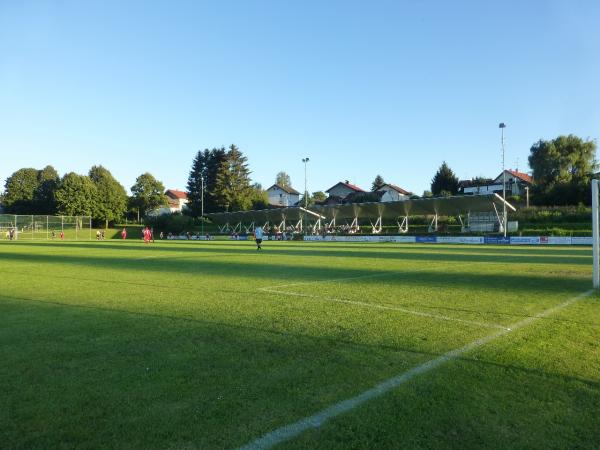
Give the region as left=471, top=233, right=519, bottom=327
left=238, top=289, right=594, bottom=450
left=259, top=262, right=470, bottom=291
left=260, top=287, right=509, bottom=330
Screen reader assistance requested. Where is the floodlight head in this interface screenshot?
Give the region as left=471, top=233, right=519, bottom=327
left=499, top=122, right=506, bottom=128
left=302, top=157, right=310, bottom=163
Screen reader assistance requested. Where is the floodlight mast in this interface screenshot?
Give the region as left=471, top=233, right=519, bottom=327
left=499, top=123, right=507, bottom=237
left=302, top=157, right=310, bottom=232
left=302, top=157, right=310, bottom=208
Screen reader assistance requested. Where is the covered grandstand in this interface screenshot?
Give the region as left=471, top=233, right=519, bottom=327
left=205, top=193, right=516, bottom=235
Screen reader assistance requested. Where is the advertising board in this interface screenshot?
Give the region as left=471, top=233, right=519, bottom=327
left=572, top=236, right=593, bottom=245
left=436, top=236, right=484, bottom=244
left=510, top=236, right=541, bottom=245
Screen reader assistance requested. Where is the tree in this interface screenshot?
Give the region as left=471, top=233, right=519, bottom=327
left=34, top=165, right=59, bottom=214
left=275, top=171, right=292, bottom=187
left=214, top=145, right=254, bottom=211
left=528, top=135, right=597, bottom=205
left=299, top=192, right=312, bottom=207
left=312, top=191, right=327, bottom=204
left=249, top=183, right=269, bottom=210
left=55, top=173, right=98, bottom=216
left=187, top=147, right=227, bottom=215
left=131, top=173, right=167, bottom=217
left=89, top=165, right=128, bottom=228
left=431, top=162, right=459, bottom=196
left=2, top=168, right=40, bottom=213
left=472, top=176, right=492, bottom=186
left=2, top=165, right=60, bottom=214
left=371, top=174, right=385, bottom=191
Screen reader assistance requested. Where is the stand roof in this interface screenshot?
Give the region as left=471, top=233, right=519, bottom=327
left=205, top=194, right=516, bottom=225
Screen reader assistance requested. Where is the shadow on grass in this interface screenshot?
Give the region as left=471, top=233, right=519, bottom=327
left=0, top=248, right=591, bottom=295
left=1, top=294, right=598, bottom=450
left=0, top=240, right=592, bottom=266
left=3, top=294, right=598, bottom=389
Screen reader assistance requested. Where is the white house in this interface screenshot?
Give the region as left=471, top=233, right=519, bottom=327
left=165, top=189, right=189, bottom=212
left=494, top=170, right=532, bottom=196
left=461, top=170, right=532, bottom=196
left=148, top=189, right=189, bottom=216
left=266, top=184, right=300, bottom=207
left=325, top=181, right=365, bottom=200
left=376, top=183, right=411, bottom=202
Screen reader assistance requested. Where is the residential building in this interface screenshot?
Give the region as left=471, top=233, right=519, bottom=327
left=460, top=170, right=532, bottom=197
left=325, top=181, right=365, bottom=200
left=165, top=189, right=189, bottom=212
left=376, top=183, right=411, bottom=202
left=266, top=184, right=300, bottom=207
left=148, top=189, right=189, bottom=216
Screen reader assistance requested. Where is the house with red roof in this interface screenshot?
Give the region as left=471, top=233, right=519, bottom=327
left=325, top=181, right=365, bottom=201
left=460, top=170, right=532, bottom=196
left=165, top=189, right=189, bottom=213
left=376, top=183, right=412, bottom=202
left=147, top=189, right=189, bottom=216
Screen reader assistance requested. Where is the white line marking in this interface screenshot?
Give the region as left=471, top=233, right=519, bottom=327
left=260, top=287, right=509, bottom=330
left=239, top=289, right=594, bottom=450
left=260, top=260, right=490, bottom=292
left=258, top=264, right=509, bottom=330
left=136, top=255, right=158, bottom=261
left=263, top=272, right=396, bottom=290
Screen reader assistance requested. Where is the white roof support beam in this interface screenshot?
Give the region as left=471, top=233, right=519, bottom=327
left=428, top=214, right=438, bottom=233
left=370, top=216, right=382, bottom=234
left=398, top=216, right=408, bottom=234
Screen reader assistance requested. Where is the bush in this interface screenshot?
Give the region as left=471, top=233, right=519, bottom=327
left=511, top=205, right=590, bottom=224
left=145, top=213, right=195, bottom=234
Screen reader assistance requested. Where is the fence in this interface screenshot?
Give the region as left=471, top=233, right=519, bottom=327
left=0, top=215, right=93, bottom=240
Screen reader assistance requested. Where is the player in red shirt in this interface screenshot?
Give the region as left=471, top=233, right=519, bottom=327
left=121, top=228, right=127, bottom=240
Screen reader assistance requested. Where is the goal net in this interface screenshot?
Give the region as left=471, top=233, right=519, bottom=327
left=593, top=180, right=599, bottom=288
left=0, top=215, right=93, bottom=240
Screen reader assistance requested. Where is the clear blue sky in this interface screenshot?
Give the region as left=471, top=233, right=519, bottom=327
left=1, top=0, right=599, bottom=196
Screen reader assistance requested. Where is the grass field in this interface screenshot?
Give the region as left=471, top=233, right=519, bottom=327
left=1, top=240, right=599, bottom=449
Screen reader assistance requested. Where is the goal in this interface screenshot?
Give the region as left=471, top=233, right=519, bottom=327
left=0, top=215, right=92, bottom=240
left=593, top=180, right=599, bottom=288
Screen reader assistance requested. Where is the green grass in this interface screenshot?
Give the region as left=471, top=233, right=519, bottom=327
left=0, top=240, right=599, bottom=449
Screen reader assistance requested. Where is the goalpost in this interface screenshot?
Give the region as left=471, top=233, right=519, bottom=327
left=0, top=215, right=93, bottom=240
left=593, top=180, right=599, bottom=288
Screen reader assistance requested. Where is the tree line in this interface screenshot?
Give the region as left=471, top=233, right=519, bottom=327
left=1, top=135, right=597, bottom=223
left=0, top=165, right=167, bottom=227
left=0, top=144, right=268, bottom=224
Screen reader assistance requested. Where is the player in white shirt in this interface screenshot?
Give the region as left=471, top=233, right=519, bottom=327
left=254, top=226, right=264, bottom=250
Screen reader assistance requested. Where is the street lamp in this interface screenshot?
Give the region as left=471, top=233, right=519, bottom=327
left=302, top=157, right=310, bottom=208
left=499, top=123, right=507, bottom=237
